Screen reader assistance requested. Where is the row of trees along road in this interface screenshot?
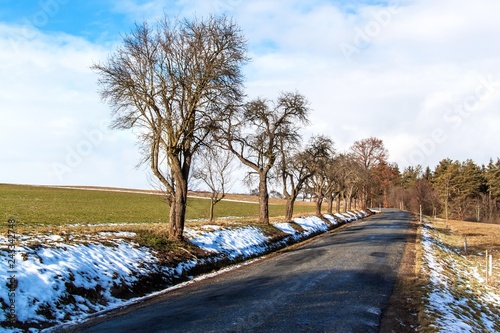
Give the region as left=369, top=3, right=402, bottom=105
left=92, top=14, right=322, bottom=240
left=93, top=14, right=393, bottom=240
left=93, top=14, right=500, bottom=241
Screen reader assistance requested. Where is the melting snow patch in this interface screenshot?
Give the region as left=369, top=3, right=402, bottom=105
left=273, top=222, right=300, bottom=237
left=98, top=232, right=136, bottom=238
left=185, top=226, right=269, bottom=259
left=293, top=216, right=329, bottom=234
left=323, top=214, right=339, bottom=225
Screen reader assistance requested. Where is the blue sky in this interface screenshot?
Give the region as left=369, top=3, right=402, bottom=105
left=1, top=0, right=500, bottom=191
left=0, top=1, right=143, bottom=43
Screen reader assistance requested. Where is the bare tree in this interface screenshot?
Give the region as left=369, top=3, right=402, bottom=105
left=306, top=135, right=336, bottom=216
left=276, top=145, right=314, bottom=220
left=92, top=14, right=248, bottom=240
left=350, top=137, right=388, bottom=208
left=372, top=161, right=400, bottom=208
left=328, top=153, right=358, bottom=212
left=220, top=92, right=310, bottom=224
left=192, top=144, right=236, bottom=222
left=343, top=155, right=364, bottom=211
left=350, top=137, right=388, bottom=170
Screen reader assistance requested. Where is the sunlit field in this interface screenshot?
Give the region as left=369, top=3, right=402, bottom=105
left=0, top=184, right=317, bottom=227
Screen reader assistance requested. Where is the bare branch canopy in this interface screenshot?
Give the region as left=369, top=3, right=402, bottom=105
left=92, top=14, right=249, bottom=239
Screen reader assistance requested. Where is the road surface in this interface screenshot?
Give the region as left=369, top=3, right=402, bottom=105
left=75, top=209, right=412, bottom=333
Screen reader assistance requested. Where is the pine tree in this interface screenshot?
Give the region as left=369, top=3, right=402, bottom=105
left=485, top=158, right=500, bottom=220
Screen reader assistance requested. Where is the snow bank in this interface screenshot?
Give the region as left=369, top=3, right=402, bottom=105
left=333, top=212, right=359, bottom=223
left=323, top=215, right=339, bottom=225
left=273, top=222, right=300, bottom=236
left=293, top=216, right=330, bottom=234
left=0, top=240, right=161, bottom=330
left=185, top=226, right=269, bottom=259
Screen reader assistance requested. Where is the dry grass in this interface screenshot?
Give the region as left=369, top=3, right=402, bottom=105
left=430, top=218, right=500, bottom=288
left=417, top=218, right=500, bottom=331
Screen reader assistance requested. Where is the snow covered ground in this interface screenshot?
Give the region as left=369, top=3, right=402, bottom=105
left=0, top=212, right=365, bottom=332
left=421, top=221, right=500, bottom=332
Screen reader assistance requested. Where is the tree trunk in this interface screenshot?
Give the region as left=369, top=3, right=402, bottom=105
left=169, top=194, right=177, bottom=235
left=169, top=173, right=188, bottom=241
left=315, top=196, right=323, bottom=216
left=209, top=197, right=215, bottom=222
left=285, top=196, right=296, bottom=221
left=362, top=185, right=368, bottom=209
left=259, top=173, right=270, bottom=224
left=327, top=194, right=334, bottom=215
left=170, top=189, right=187, bottom=240
left=336, top=193, right=342, bottom=213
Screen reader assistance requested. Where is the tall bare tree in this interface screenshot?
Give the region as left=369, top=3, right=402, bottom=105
left=329, top=153, right=360, bottom=213
left=192, top=144, right=236, bottom=222
left=92, top=14, right=248, bottom=240
left=350, top=137, right=388, bottom=170
left=306, top=135, right=336, bottom=216
left=276, top=141, right=319, bottom=220
left=221, top=92, right=310, bottom=224
left=350, top=137, right=388, bottom=208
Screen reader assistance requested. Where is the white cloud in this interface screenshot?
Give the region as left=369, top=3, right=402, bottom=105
left=0, top=24, right=149, bottom=188
left=233, top=0, right=500, bottom=168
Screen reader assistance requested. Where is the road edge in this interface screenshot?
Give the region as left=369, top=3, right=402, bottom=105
left=378, top=213, right=423, bottom=332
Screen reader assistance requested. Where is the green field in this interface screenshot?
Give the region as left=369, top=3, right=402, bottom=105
left=1, top=184, right=316, bottom=226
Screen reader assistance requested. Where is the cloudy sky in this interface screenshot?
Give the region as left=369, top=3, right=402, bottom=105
left=1, top=0, right=500, bottom=191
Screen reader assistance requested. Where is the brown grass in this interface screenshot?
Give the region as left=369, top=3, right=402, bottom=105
left=430, top=218, right=500, bottom=288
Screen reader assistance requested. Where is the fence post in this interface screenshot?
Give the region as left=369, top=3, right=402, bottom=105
left=486, top=250, right=489, bottom=285
left=489, top=254, right=493, bottom=284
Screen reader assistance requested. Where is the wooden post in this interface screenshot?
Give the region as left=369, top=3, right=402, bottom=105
left=489, top=254, right=493, bottom=283
left=464, top=236, right=467, bottom=253
left=486, top=250, right=489, bottom=285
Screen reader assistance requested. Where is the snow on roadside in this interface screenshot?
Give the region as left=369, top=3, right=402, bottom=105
left=0, top=211, right=366, bottom=332
left=421, top=222, right=500, bottom=332
left=184, top=226, right=269, bottom=259
left=273, top=222, right=300, bottom=237
left=293, top=216, right=330, bottom=233
left=323, top=215, right=339, bottom=225
left=0, top=240, right=162, bottom=332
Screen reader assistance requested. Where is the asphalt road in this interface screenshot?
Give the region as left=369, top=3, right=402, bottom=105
left=76, top=209, right=412, bottom=333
